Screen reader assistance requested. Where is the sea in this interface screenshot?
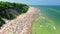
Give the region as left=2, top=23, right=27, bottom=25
left=30, top=5, right=60, bottom=34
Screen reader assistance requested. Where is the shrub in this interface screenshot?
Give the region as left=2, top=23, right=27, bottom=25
left=0, top=1, right=29, bottom=27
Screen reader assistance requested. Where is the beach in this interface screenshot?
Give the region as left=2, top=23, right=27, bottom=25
left=0, top=7, right=38, bottom=34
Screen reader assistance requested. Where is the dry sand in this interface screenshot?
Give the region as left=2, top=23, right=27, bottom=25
left=0, top=7, right=38, bottom=34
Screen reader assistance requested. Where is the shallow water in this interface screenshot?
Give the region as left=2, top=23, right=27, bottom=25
left=30, top=5, right=60, bottom=34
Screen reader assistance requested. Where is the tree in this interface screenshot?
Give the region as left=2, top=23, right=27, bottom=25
left=0, top=1, right=29, bottom=27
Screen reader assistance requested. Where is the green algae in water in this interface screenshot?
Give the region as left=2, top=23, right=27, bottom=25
left=31, top=5, right=60, bottom=34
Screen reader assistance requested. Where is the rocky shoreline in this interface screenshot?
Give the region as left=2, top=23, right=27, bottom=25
left=0, top=7, right=38, bottom=34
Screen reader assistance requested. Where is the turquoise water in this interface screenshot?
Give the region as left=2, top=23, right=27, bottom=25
left=30, top=5, right=60, bottom=34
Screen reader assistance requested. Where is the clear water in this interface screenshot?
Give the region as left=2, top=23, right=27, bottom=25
left=30, top=5, right=60, bottom=34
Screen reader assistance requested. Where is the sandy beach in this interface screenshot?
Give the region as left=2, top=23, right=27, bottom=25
left=0, top=7, right=38, bottom=34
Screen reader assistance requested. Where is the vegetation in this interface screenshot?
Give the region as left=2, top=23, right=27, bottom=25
left=0, top=1, right=29, bottom=27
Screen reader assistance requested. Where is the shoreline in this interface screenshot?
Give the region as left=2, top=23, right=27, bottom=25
left=0, top=7, right=38, bottom=34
